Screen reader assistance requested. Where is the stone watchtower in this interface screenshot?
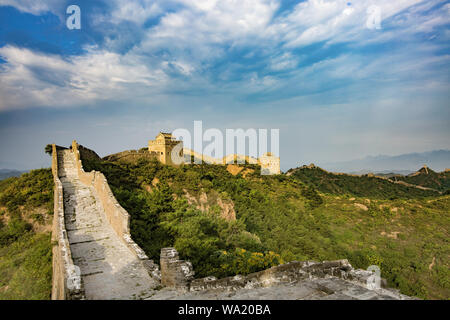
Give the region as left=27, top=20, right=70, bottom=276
left=148, top=132, right=183, bottom=165
left=259, top=152, right=281, bottom=175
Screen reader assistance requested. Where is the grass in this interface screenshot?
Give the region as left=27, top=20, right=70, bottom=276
left=0, top=232, right=52, bottom=300
left=0, top=169, right=53, bottom=300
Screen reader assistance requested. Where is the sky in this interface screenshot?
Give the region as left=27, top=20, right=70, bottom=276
left=0, top=0, right=449, bottom=171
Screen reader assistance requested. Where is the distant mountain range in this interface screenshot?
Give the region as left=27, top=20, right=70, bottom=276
left=0, top=169, right=27, bottom=180
left=319, top=150, right=450, bottom=173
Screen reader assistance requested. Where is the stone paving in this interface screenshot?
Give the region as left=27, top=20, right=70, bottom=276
left=58, top=150, right=158, bottom=300
left=147, top=277, right=410, bottom=300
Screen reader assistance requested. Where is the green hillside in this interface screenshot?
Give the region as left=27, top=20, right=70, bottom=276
left=0, top=169, right=53, bottom=300
left=286, top=165, right=440, bottom=198
left=0, top=155, right=447, bottom=300
left=394, top=167, right=450, bottom=193
left=82, top=156, right=450, bottom=299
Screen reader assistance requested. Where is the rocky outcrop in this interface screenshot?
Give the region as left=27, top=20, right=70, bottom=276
left=183, top=190, right=236, bottom=221
left=354, top=203, right=369, bottom=211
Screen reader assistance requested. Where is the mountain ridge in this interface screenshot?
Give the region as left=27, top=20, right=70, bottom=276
left=0, top=169, right=28, bottom=180
left=319, top=150, right=450, bottom=173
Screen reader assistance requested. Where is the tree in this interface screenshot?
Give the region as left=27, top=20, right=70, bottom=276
left=44, top=144, right=52, bottom=156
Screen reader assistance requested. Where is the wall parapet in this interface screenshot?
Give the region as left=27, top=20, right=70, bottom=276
left=182, top=148, right=280, bottom=175
left=158, top=248, right=376, bottom=293
left=71, top=140, right=161, bottom=280
left=160, top=248, right=194, bottom=292
left=189, top=259, right=387, bottom=293
left=102, top=149, right=159, bottom=164
left=51, top=144, right=84, bottom=300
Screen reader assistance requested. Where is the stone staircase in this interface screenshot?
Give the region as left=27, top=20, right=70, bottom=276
left=58, top=150, right=158, bottom=299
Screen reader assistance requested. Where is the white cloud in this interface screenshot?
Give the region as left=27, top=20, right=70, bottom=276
left=276, top=0, right=425, bottom=48
left=109, top=0, right=163, bottom=25
left=0, top=46, right=167, bottom=110
left=0, top=0, right=63, bottom=15
left=0, top=0, right=448, bottom=111
left=270, top=52, right=300, bottom=71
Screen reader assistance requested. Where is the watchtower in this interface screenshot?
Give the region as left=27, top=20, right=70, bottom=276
left=259, top=152, right=281, bottom=175
left=148, top=132, right=183, bottom=165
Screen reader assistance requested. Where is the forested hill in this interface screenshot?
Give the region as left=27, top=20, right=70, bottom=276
left=1, top=150, right=447, bottom=300
left=0, top=169, right=53, bottom=299
left=393, top=167, right=450, bottom=193
left=82, top=154, right=449, bottom=299
left=286, top=164, right=441, bottom=198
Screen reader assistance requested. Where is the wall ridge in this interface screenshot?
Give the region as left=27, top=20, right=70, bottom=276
left=70, top=140, right=161, bottom=280
left=51, top=144, right=85, bottom=300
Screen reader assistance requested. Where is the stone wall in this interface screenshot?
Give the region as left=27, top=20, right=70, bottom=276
left=188, top=259, right=394, bottom=294
left=188, top=260, right=356, bottom=292
left=103, top=149, right=159, bottom=164
left=160, top=248, right=194, bottom=292
left=51, top=144, right=84, bottom=300
left=77, top=144, right=101, bottom=161
left=70, top=141, right=161, bottom=280
left=157, top=248, right=393, bottom=296
left=183, top=149, right=258, bottom=165
left=183, top=148, right=280, bottom=175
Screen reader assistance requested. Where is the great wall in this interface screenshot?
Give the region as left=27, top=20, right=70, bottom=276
left=51, top=142, right=160, bottom=299
left=50, top=139, right=414, bottom=300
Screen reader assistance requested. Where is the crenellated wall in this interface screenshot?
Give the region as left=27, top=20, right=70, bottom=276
left=183, top=148, right=280, bottom=175
left=51, top=142, right=161, bottom=300
left=102, top=149, right=159, bottom=164
left=70, top=141, right=160, bottom=279
left=51, top=144, right=84, bottom=300
left=160, top=248, right=414, bottom=300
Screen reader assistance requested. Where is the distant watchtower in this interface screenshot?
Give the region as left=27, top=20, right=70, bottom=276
left=259, top=152, right=281, bottom=175
left=148, top=132, right=183, bottom=165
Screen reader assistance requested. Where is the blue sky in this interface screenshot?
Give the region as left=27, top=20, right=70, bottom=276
left=0, top=0, right=449, bottom=171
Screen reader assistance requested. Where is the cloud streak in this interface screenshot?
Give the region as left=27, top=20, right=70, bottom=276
left=0, top=45, right=167, bottom=110
left=0, top=0, right=448, bottom=111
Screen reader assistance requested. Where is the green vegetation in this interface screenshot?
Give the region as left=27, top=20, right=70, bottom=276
left=44, top=144, right=52, bottom=155
left=0, top=169, right=53, bottom=300
left=0, top=169, right=54, bottom=213
left=287, top=166, right=440, bottom=198
left=83, top=157, right=450, bottom=299
left=1, top=153, right=447, bottom=299
left=84, top=158, right=281, bottom=278
left=395, top=167, right=450, bottom=192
